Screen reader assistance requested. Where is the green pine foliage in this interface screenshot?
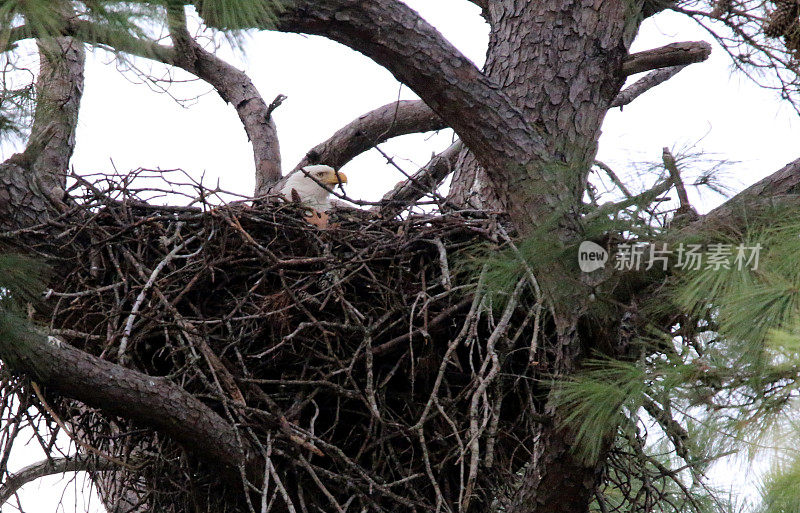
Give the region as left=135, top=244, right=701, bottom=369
left=0, top=253, right=47, bottom=308
left=676, top=217, right=800, bottom=360
left=549, top=207, right=800, bottom=512
left=0, top=83, right=35, bottom=143
left=552, top=357, right=650, bottom=462
left=0, top=254, right=46, bottom=362
left=759, top=454, right=800, bottom=513
left=191, top=0, right=284, bottom=30
left=0, top=0, right=289, bottom=56
left=0, top=0, right=66, bottom=42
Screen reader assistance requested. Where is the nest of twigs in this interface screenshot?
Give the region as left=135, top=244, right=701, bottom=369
left=13, top=170, right=552, bottom=513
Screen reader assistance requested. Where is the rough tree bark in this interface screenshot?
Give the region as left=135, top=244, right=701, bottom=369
left=418, top=4, right=639, bottom=509
left=0, top=36, right=83, bottom=232
left=448, top=1, right=633, bottom=212
left=292, top=100, right=445, bottom=172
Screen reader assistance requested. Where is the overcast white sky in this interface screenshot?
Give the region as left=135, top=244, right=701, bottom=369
left=4, top=1, right=800, bottom=510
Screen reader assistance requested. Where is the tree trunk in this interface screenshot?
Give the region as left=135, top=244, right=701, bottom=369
left=0, top=36, right=84, bottom=233
left=450, top=0, right=635, bottom=218
left=447, top=2, right=641, bottom=511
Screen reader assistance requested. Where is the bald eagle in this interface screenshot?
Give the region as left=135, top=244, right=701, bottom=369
left=280, top=165, right=348, bottom=211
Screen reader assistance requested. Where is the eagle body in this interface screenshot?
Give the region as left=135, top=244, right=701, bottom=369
left=279, top=165, right=347, bottom=211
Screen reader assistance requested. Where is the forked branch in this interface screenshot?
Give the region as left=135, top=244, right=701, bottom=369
left=272, top=0, right=549, bottom=178
left=9, top=14, right=283, bottom=193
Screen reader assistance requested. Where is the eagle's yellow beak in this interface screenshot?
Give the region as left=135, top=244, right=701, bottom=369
left=321, top=170, right=347, bottom=186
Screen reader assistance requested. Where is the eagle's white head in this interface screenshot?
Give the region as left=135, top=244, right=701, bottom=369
left=279, top=165, right=348, bottom=211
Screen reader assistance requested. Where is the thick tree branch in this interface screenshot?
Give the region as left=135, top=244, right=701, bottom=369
left=0, top=31, right=84, bottom=233
left=8, top=19, right=283, bottom=193
left=293, top=100, right=444, bottom=172
left=173, top=23, right=283, bottom=194
left=165, top=6, right=281, bottom=193
left=0, top=329, right=251, bottom=475
left=622, top=41, right=711, bottom=76
left=270, top=0, right=553, bottom=218
left=0, top=456, right=115, bottom=505
left=25, top=36, right=85, bottom=193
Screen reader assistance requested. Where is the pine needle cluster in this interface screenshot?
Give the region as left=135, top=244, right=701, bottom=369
left=0, top=253, right=46, bottom=365
left=546, top=206, right=800, bottom=512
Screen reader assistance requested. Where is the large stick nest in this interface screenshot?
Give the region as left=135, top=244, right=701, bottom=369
left=11, top=171, right=553, bottom=513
